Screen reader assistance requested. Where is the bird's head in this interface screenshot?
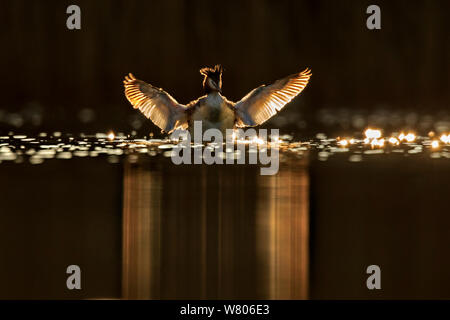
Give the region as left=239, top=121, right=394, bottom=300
left=200, top=64, right=223, bottom=93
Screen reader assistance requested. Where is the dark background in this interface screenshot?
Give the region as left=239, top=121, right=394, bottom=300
left=0, top=1, right=450, bottom=299
left=0, top=0, right=449, bottom=135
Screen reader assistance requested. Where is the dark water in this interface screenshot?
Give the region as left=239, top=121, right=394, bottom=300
left=1, top=133, right=450, bottom=299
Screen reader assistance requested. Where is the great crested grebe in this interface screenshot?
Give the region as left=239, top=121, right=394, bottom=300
left=124, top=65, right=311, bottom=134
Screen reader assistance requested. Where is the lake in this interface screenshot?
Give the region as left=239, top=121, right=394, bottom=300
left=0, top=133, right=449, bottom=299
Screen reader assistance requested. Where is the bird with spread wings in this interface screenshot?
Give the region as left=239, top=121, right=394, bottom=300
left=124, top=65, right=311, bottom=134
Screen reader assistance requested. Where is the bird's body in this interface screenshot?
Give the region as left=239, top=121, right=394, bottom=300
left=124, top=65, right=311, bottom=135
left=188, top=92, right=235, bottom=134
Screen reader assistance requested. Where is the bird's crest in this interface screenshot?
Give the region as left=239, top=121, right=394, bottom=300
left=199, top=64, right=223, bottom=78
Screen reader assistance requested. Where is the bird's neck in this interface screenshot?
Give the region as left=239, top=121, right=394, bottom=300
left=203, top=78, right=221, bottom=94
left=204, top=87, right=220, bottom=95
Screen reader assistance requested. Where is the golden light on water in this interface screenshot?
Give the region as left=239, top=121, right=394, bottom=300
left=364, top=128, right=382, bottom=139
left=252, top=136, right=265, bottom=145
left=345, top=128, right=440, bottom=150
left=440, top=134, right=449, bottom=144
left=0, top=126, right=449, bottom=170
left=121, top=162, right=310, bottom=299
left=389, top=137, right=400, bottom=145
left=363, top=128, right=384, bottom=148
left=371, top=138, right=384, bottom=148
left=405, top=133, right=416, bottom=142
left=397, top=132, right=416, bottom=142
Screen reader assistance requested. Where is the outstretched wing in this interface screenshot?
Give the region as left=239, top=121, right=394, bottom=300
left=234, top=68, right=311, bottom=127
left=124, top=73, right=188, bottom=133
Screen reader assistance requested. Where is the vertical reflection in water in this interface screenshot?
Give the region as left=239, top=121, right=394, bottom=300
left=122, top=163, right=161, bottom=299
left=256, top=160, right=309, bottom=299
left=122, top=158, right=309, bottom=299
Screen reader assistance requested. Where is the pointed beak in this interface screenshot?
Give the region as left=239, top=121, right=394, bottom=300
left=214, top=81, right=221, bottom=92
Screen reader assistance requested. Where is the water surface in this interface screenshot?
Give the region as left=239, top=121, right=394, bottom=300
left=1, top=133, right=450, bottom=299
